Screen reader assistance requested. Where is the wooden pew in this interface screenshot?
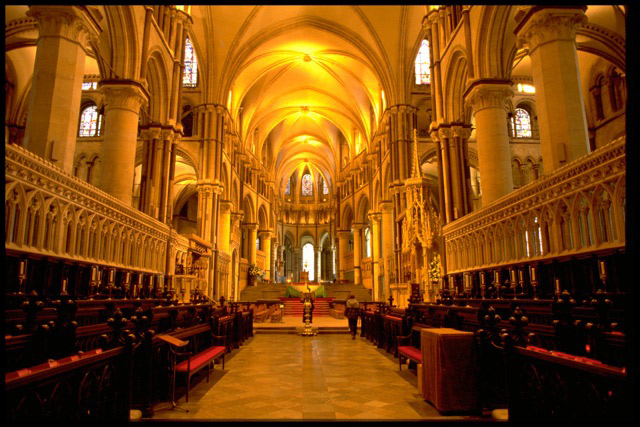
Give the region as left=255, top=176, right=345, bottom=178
left=5, top=345, right=134, bottom=421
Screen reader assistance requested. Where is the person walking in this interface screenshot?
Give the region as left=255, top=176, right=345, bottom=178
left=344, top=294, right=360, bottom=339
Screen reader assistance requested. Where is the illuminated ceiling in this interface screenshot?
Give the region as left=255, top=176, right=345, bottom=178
left=191, top=6, right=428, bottom=194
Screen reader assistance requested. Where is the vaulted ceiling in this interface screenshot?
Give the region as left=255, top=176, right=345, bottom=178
left=189, top=6, right=428, bottom=194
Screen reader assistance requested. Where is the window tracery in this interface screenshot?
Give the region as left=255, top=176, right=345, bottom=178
left=78, top=105, right=102, bottom=137
left=183, top=36, right=198, bottom=88
left=301, top=173, right=313, bottom=196
left=513, top=108, right=532, bottom=138
left=415, top=39, right=431, bottom=85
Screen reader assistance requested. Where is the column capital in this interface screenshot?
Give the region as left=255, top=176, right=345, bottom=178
left=337, top=230, right=351, bottom=239
left=219, top=200, right=233, bottom=213
left=243, top=223, right=258, bottom=231
left=139, top=126, right=163, bottom=141
left=437, top=126, right=453, bottom=140
left=27, top=5, right=102, bottom=51
left=258, top=230, right=273, bottom=239
left=379, top=200, right=394, bottom=214
left=451, top=124, right=473, bottom=140
left=464, top=80, right=514, bottom=114
left=99, top=80, right=149, bottom=114
left=368, top=211, right=382, bottom=223
left=515, top=7, right=588, bottom=54
left=352, top=223, right=367, bottom=230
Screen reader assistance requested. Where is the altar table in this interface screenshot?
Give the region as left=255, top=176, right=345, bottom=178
left=420, top=328, right=478, bottom=413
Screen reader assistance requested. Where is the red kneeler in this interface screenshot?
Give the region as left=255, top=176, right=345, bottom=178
left=397, top=345, right=422, bottom=371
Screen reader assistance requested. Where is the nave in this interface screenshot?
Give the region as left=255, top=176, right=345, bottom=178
left=151, top=330, right=477, bottom=421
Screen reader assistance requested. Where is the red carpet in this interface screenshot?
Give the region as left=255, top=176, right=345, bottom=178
left=279, top=297, right=334, bottom=317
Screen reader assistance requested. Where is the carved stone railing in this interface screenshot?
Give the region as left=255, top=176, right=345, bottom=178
left=5, top=143, right=170, bottom=273
left=443, top=137, right=625, bottom=273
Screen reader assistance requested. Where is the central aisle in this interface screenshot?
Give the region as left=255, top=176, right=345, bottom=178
left=152, top=334, right=480, bottom=421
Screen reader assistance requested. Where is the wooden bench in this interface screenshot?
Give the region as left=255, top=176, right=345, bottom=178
left=172, top=334, right=227, bottom=402
left=329, top=303, right=345, bottom=319
left=252, top=304, right=269, bottom=322
left=397, top=334, right=422, bottom=371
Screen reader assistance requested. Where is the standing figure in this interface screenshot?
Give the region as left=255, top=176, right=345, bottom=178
left=345, top=294, right=360, bottom=339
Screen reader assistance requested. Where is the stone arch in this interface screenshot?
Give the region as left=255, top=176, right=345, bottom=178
left=355, top=194, right=370, bottom=224
left=444, top=48, right=470, bottom=121
left=341, top=204, right=354, bottom=230
left=145, top=50, right=171, bottom=123
left=243, top=194, right=255, bottom=223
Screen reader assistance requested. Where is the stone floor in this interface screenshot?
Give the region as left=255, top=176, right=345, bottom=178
left=151, top=330, right=484, bottom=421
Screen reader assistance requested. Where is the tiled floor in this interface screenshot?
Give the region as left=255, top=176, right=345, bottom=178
left=152, top=330, right=482, bottom=421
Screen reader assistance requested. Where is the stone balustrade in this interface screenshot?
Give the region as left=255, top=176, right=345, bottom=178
left=443, top=137, right=625, bottom=273
left=5, top=143, right=171, bottom=273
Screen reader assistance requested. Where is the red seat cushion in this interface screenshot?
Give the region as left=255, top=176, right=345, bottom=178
left=398, top=346, right=422, bottom=362
left=176, top=346, right=225, bottom=373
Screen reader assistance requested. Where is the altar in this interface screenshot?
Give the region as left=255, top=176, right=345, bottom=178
left=289, top=283, right=322, bottom=294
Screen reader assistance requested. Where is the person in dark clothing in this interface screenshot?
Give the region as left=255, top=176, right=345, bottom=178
left=345, top=294, right=360, bottom=339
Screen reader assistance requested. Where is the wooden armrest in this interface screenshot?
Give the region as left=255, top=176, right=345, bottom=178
left=396, top=335, right=412, bottom=344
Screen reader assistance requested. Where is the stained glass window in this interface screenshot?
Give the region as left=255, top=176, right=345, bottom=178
left=78, top=105, right=101, bottom=137
left=415, top=39, right=431, bottom=85
left=323, top=178, right=328, bottom=195
left=301, top=173, right=313, bottom=196
left=285, top=178, right=291, bottom=195
left=183, top=37, right=198, bottom=88
left=514, top=108, right=532, bottom=138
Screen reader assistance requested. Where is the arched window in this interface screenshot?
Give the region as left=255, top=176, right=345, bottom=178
left=78, top=105, right=102, bottom=137
left=183, top=36, right=198, bottom=88
left=513, top=108, right=532, bottom=138
left=301, top=173, right=313, bottom=196
left=415, top=39, right=431, bottom=85
left=285, top=178, right=291, bottom=195
left=322, top=178, right=329, bottom=195
left=364, top=226, right=371, bottom=258
left=302, top=242, right=315, bottom=281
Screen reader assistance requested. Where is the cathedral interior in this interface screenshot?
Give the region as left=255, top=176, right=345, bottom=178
left=4, top=5, right=634, bottom=422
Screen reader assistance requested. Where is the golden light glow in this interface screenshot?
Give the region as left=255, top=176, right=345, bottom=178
left=227, top=90, right=233, bottom=110
left=517, top=83, right=535, bottom=94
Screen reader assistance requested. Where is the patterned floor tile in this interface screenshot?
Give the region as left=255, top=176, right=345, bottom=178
left=151, top=333, right=483, bottom=421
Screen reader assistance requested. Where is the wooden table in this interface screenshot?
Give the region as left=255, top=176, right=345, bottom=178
left=420, top=328, right=478, bottom=413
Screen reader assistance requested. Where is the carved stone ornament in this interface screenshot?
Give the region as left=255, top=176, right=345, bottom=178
left=516, top=8, right=588, bottom=53
left=100, top=83, right=149, bottom=114
left=27, top=6, right=100, bottom=49
left=464, top=84, right=514, bottom=114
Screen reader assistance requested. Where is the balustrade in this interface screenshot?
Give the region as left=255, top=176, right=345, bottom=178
left=443, top=137, right=625, bottom=274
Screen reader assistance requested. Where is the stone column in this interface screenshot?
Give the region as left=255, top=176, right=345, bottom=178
left=23, top=6, right=100, bottom=173
left=99, top=80, right=149, bottom=204
left=369, top=211, right=382, bottom=301
left=196, top=182, right=214, bottom=240
left=246, top=223, right=258, bottom=267
left=163, top=134, right=180, bottom=224
left=452, top=124, right=474, bottom=215
left=259, top=230, right=272, bottom=280
left=380, top=201, right=394, bottom=298
left=293, top=246, right=301, bottom=282
left=138, top=126, right=162, bottom=214
left=353, top=223, right=364, bottom=285
left=217, top=200, right=233, bottom=255
left=465, top=81, right=514, bottom=205
left=433, top=127, right=454, bottom=222
left=337, top=230, right=350, bottom=280
left=515, top=7, right=589, bottom=172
